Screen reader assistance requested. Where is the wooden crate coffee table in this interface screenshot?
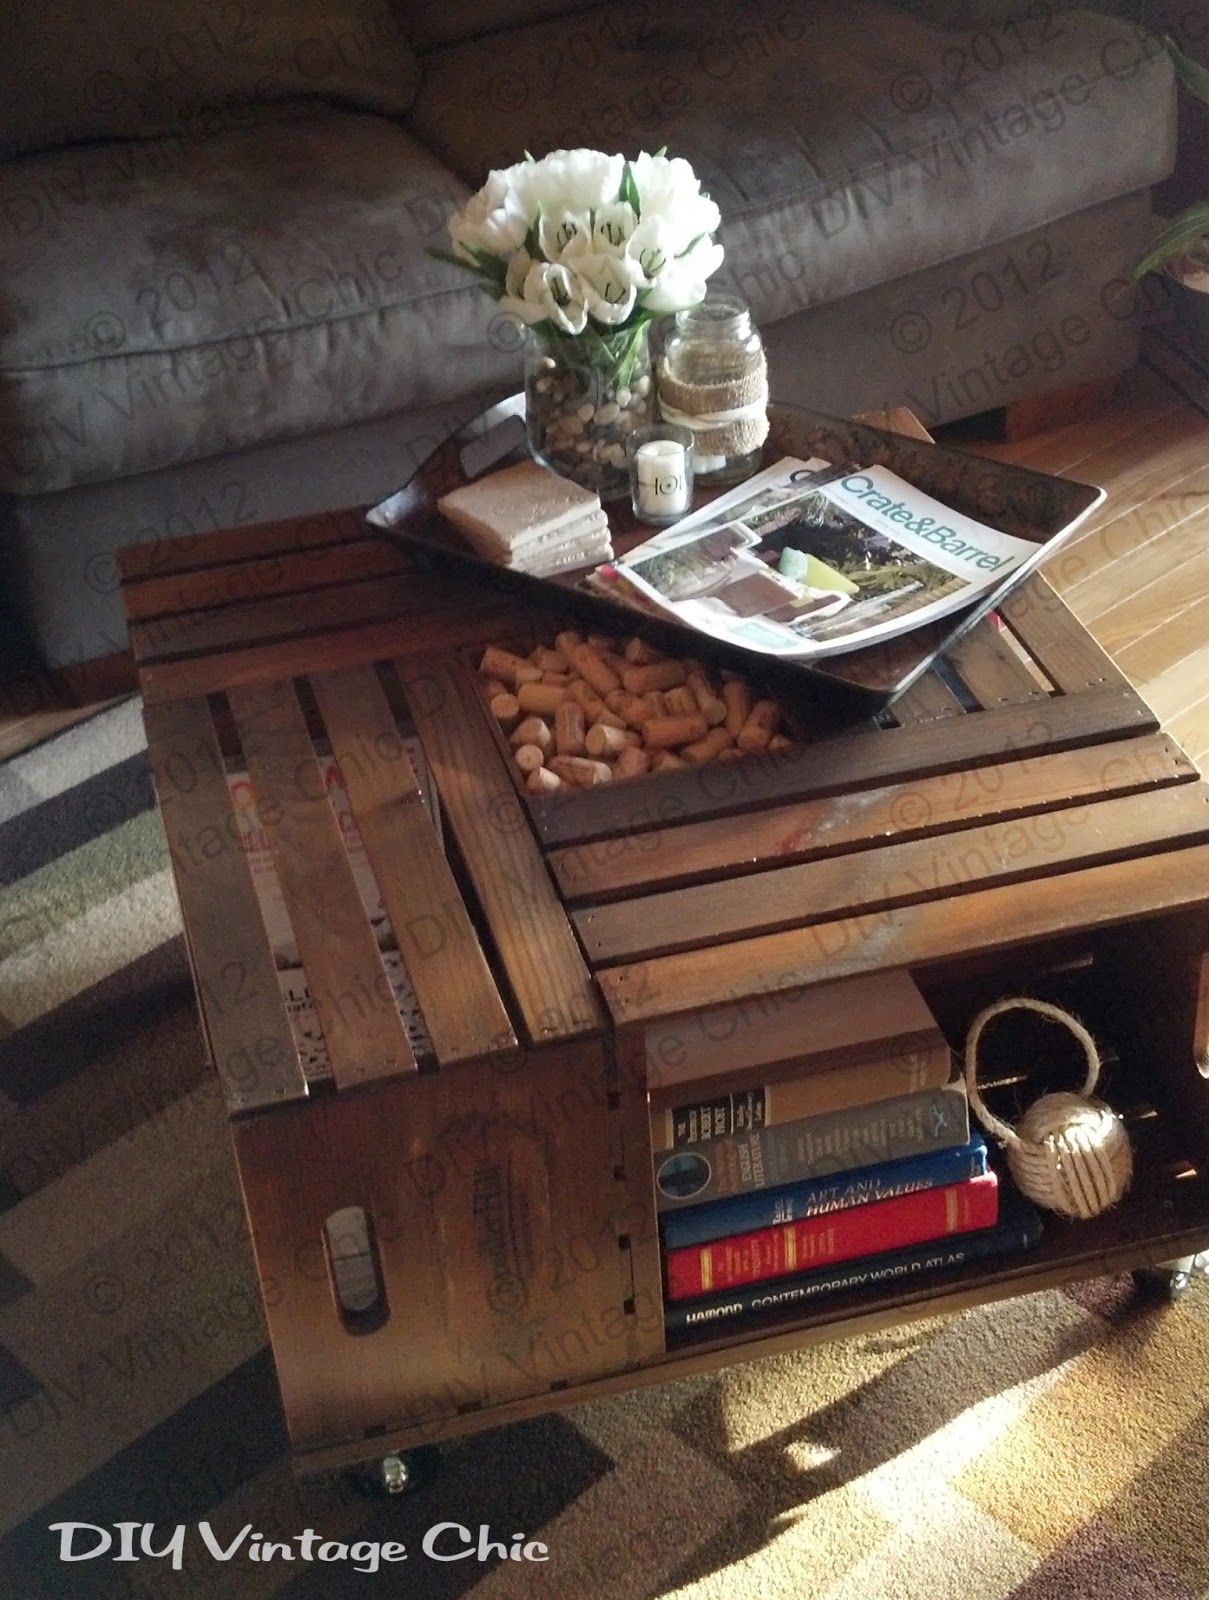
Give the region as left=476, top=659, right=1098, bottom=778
left=117, top=449, right=1209, bottom=1486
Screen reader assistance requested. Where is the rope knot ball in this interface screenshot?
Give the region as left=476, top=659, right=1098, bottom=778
left=963, top=997, right=1132, bottom=1219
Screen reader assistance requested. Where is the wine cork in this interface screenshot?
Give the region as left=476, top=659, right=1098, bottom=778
left=482, top=677, right=509, bottom=700
left=479, top=646, right=532, bottom=685
left=567, top=642, right=621, bottom=695
left=509, top=716, right=551, bottom=752
left=622, top=659, right=687, bottom=695
left=514, top=663, right=545, bottom=685
left=591, top=708, right=629, bottom=731
left=585, top=723, right=640, bottom=758
left=767, top=733, right=793, bottom=753
left=662, top=685, right=698, bottom=719
left=614, top=746, right=653, bottom=779
left=651, top=751, right=689, bottom=772
left=517, top=681, right=569, bottom=717
left=623, top=637, right=663, bottom=665
left=605, top=690, right=652, bottom=729
left=599, top=650, right=629, bottom=681
left=713, top=747, right=747, bottom=762
left=642, top=691, right=670, bottom=721
left=532, top=646, right=569, bottom=672
left=566, top=679, right=608, bottom=721
left=542, top=671, right=573, bottom=687
left=682, top=726, right=734, bottom=763
left=644, top=712, right=709, bottom=750
left=555, top=700, right=587, bottom=757
left=737, top=699, right=781, bottom=752
left=723, top=680, right=754, bottom=737
left=554, top=629, right=583, bottom=655
left=686, top=667, right=727, bottom=726
left=586, top=633, right=617, bottom=653
left=549, top=755, right=612, bottom=786
left=526, top=765, right=562, bottom=792
left=513, top=743, right=546, bottom=774
left=489, top=692, right=521, bottom=729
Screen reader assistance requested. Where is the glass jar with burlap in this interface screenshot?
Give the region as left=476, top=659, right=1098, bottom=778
left=656, top=294, right=769, bottom=486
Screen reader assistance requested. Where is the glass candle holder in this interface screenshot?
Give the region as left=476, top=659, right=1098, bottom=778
left=627, top=424, right=694, bottom=525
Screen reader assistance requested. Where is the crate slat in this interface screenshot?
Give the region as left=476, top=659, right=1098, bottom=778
left=598, top=838, right=1209, bottom=1027
left=889, top=670, right=965, bottom=724
left=395, top=654, right=606, bottom=1046
left=309, top=664, right=517, bottom=1066
left=123, top=540, right=409, bottom=621
left=531, top=682, right=1158, bottom=847
left=135, top=603, right=523, bottom=704
left=946, top=618, right=1050, bottom=708
left=142, top=697, right=308, bottom=1113
left=548, top=731, right=1198, bottom=904
left=116, top=506, right=375, bottom=582
left=575, top=780, right=1209, bottom=964
left=226, top=678, right=418, bottom=1086
left=998, top=572, right=1133, bottom=693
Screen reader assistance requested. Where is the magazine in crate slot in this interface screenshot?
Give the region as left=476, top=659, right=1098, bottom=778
left=225, top=739, right=441, bottom=1078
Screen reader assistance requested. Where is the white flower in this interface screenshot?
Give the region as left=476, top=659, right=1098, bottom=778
left=631, top=151, right=721, bottom=254
left=537, top=210, right=591, bottom=261
left=448, top=167, right=529, bottom=261
left=568, top=252, right=642, bottom=325
left=624, top=217, right=679, bottom=286
left=641, top=237, right=726, bottom=313
left=592, top=202, right=636, bottom=255
left=511, top=149, right=625, bottom=225
left=499, top=259, right=588, bottom=333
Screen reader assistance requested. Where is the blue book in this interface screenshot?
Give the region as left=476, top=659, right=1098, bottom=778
left=664, top=1189, right=1043, bottom=1336
left=660, top=1133, right=988, bottom=1250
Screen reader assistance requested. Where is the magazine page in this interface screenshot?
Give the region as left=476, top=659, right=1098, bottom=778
left=606, top=457, right=1039, bottom=660
left=225, top=738, right=440, bottom=1081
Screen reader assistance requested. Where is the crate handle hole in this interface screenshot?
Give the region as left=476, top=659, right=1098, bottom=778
left=323, top=1206, right=390, bottom=1335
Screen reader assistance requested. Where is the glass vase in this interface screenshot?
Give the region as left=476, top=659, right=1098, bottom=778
left=524, top=323, right=655, bottom=499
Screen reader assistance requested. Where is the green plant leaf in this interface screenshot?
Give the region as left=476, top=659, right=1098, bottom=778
left=1165, top=34, right=1209, bottom=109
left=426, top=246, right=472, bottom=271
left=619, top=161, right=641, bottom=218
left=1133, top=200, right=1209, bottom=278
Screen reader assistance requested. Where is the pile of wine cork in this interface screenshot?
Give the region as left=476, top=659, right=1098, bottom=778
left=477, top=631, right=795, bottom=793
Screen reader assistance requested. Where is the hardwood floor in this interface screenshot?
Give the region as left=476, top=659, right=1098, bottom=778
left=1, top=330, right=1206, bottom=765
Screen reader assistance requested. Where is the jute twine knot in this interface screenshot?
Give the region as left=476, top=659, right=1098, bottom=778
left=656, top=353, right=770, bottom=459
left=963, top=997, right=1132, bottom=1220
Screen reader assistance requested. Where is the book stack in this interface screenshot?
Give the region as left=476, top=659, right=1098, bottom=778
left=650, top=972, right=1042, bottom=1335
left=437, top=460, right=613, bottom=577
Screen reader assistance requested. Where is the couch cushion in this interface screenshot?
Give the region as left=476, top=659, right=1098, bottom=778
left=2, top=0, right=420, bottom=159
left=0, top=112, right=519, bottom=495
left=397, top=0, right=598, bottom=52
left=406, top=0, right=1175, bottom=329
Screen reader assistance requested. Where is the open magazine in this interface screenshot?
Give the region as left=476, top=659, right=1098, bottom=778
left=593, top=457, right=1041, bottom=660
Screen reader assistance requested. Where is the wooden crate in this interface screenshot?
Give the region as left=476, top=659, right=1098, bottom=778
left=119, top=465, right=1209, bottom=1481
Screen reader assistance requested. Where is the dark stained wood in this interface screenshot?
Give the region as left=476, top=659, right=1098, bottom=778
left=611, top=1028, right=666, bottom=1364
left=530, top=682, right=1157, bottom=848
left=998, top=573, right=1136, bottom=694
left=115, top=505, right=373, bottom=582
left=226, top=677, right=418, bottom=1087
left=122, top=540, right=408, bottom=622
left=308, top=663, right=516, bottom=1065
left=56, top=650, right=138, bottom=705
left=142, top=696, right=307, bottom=1113
left=135, top=601, right=521, bottom=705
left=234, top=1039, right=634, bottom=1451
left=575, top=781, right=1209, bottom=964
left=889, top=670, right=965, bottom=724
left=598, top=839, right=1209, bottom=1028
left=548, top=732, right=1197, bottom=904
left=394, top=653, right=605, bottom=1046
left=130, top=572, right=474, bottom=663
left=946, top=618, right=1050, bottom=708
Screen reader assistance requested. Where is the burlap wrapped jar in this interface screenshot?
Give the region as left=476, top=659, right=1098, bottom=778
left=656, top=295, right=770, bottom=484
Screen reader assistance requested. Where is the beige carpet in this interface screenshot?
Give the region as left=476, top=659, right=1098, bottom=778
left=1, top=697, right=1207, bottom=1599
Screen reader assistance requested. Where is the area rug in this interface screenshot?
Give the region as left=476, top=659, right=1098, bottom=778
left=2, top=697, right=1208, bottom=1600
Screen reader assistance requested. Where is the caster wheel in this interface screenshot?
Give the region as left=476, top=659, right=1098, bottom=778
left=344, top=1445, right=440, bottom=1499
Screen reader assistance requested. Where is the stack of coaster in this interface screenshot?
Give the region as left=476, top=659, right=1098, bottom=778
left=437, top=460, right=612, bottom=577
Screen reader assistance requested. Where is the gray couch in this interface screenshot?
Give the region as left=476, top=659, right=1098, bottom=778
left=0, top=0, right=1175, bottom=676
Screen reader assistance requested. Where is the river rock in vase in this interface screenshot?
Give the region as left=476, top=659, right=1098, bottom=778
left=525, top=325, right=655, bottom=499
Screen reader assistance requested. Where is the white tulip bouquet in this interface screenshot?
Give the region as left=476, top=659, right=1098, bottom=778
left=436, top=148, right=725, bottom=492
left=438, top=147, right=724, bottom=348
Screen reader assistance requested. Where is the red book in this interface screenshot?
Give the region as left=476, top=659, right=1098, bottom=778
left=664, top=1171, right=999, bottom=1301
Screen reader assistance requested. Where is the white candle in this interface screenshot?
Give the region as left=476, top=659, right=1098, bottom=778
left=634, top=438, right=690, bottom=517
